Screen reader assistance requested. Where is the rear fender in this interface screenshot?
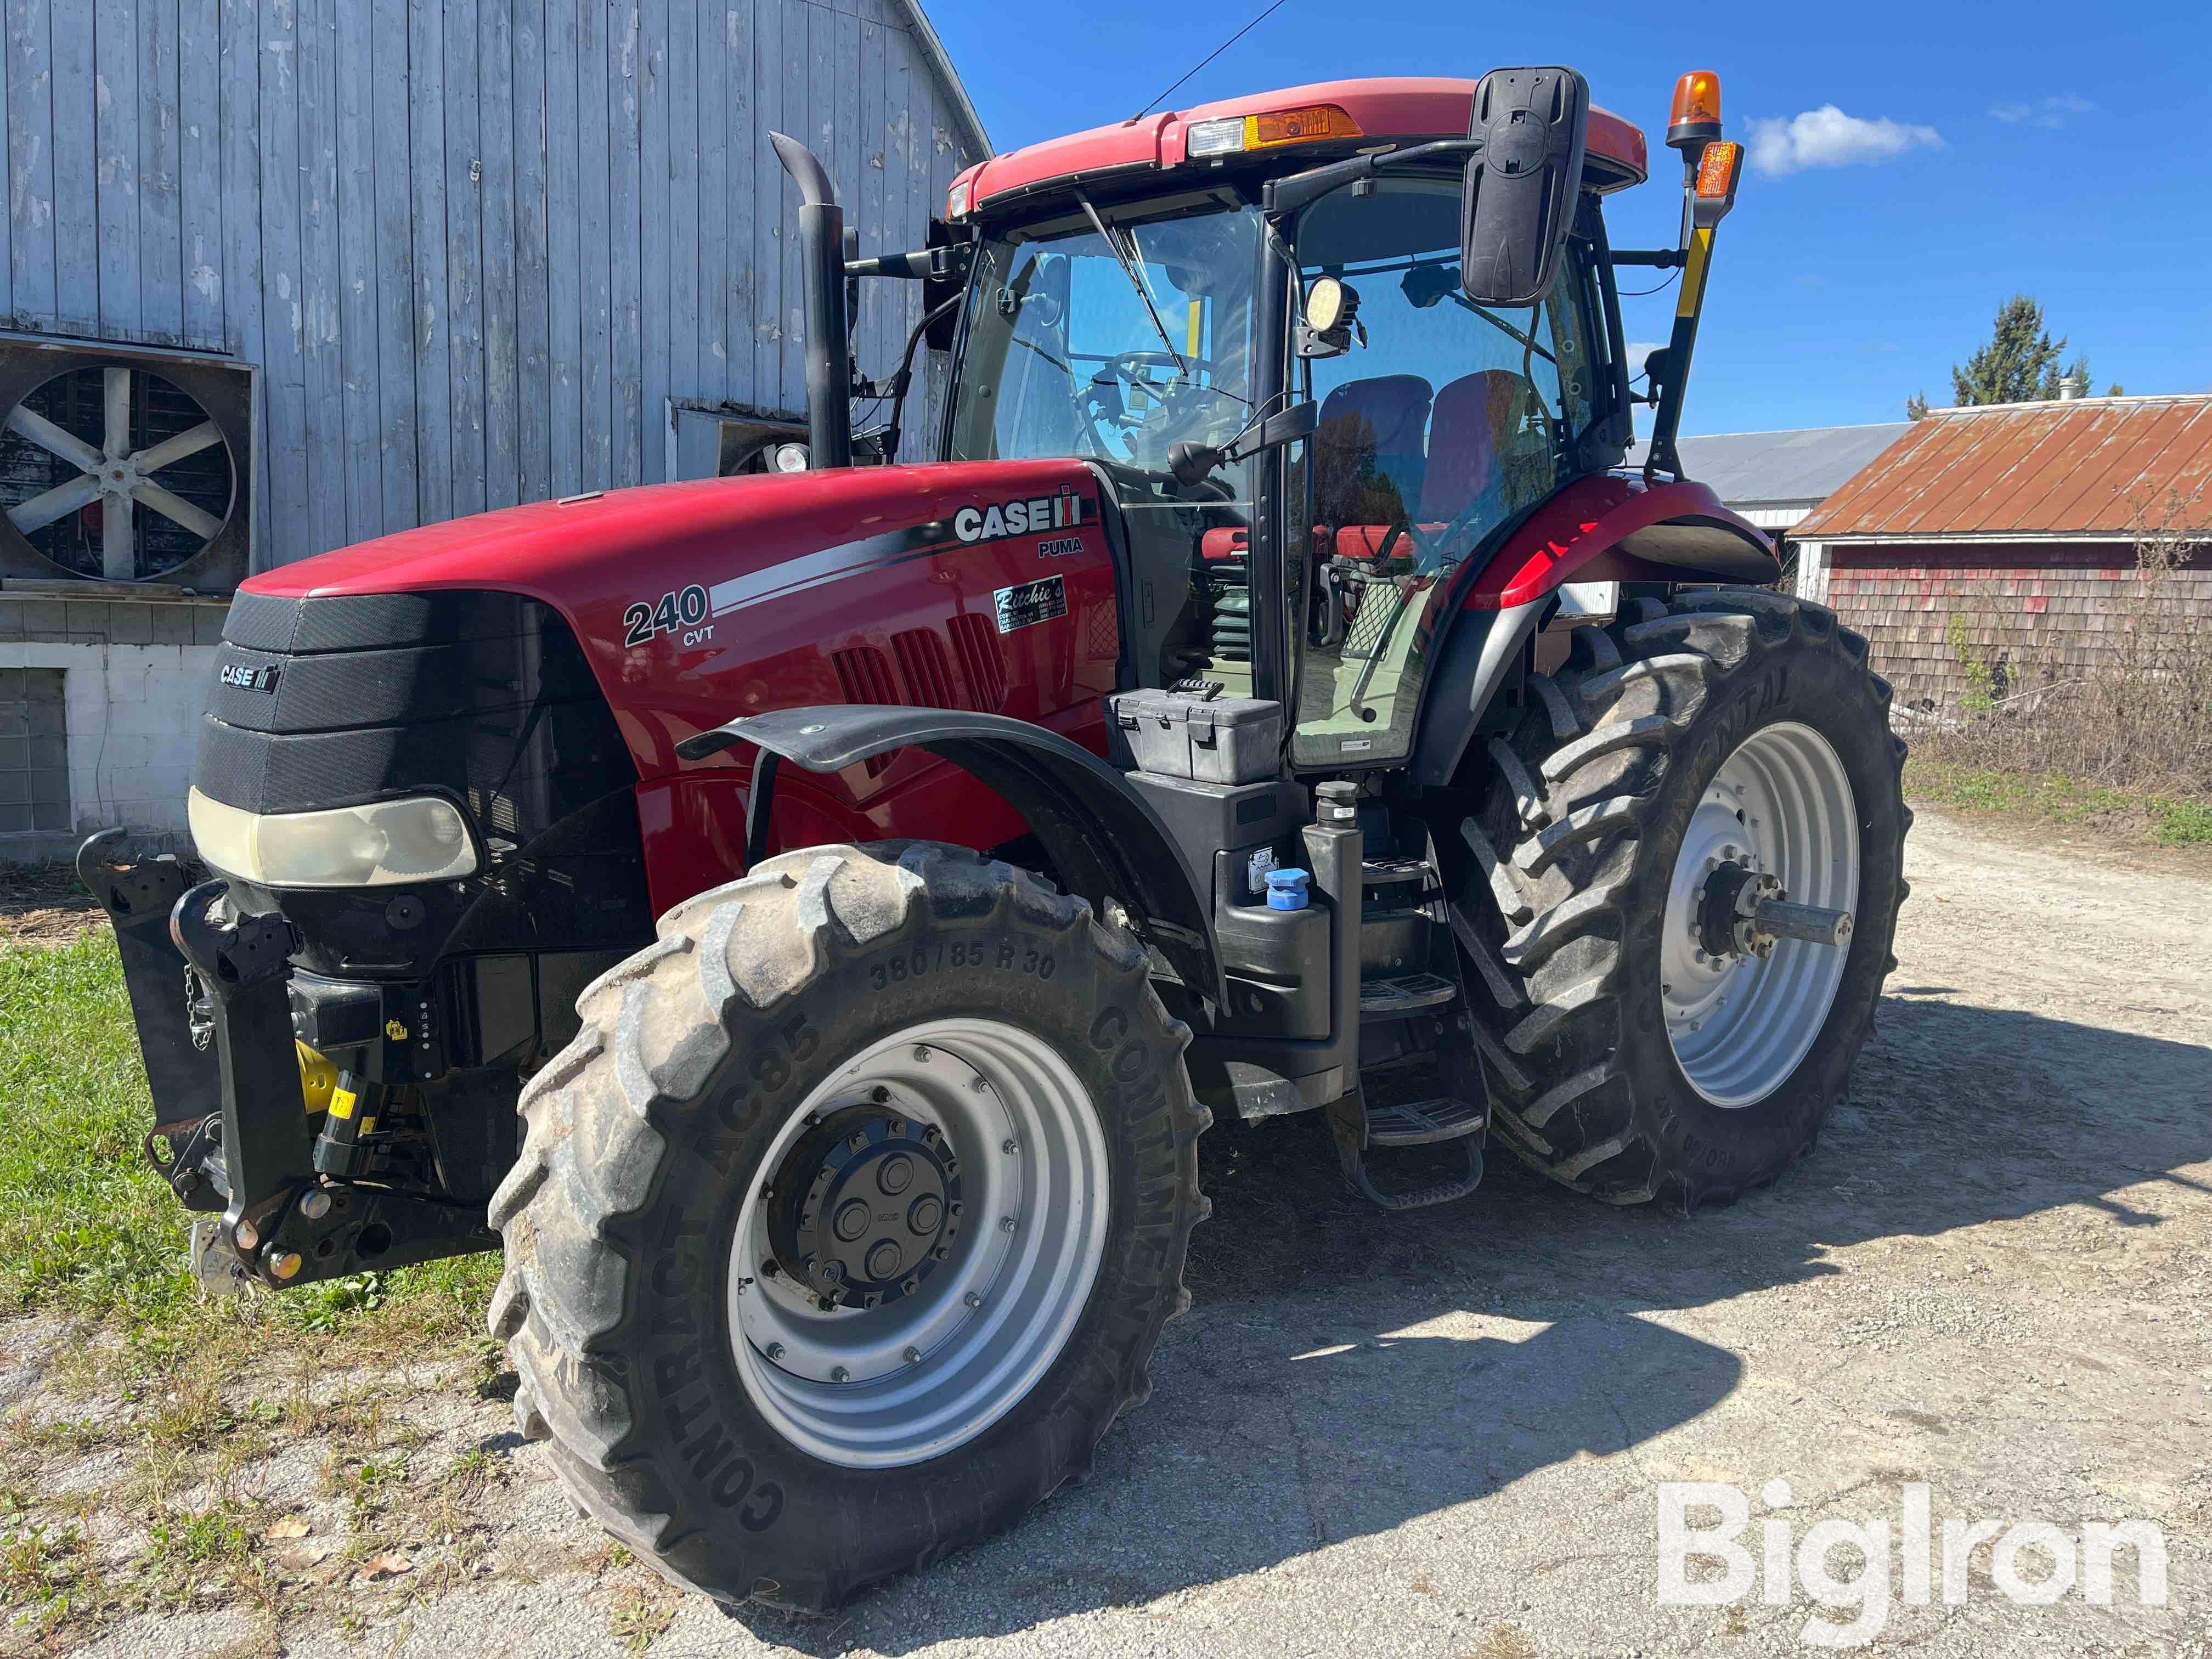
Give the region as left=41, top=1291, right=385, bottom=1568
left=679, top=706, right=1223, bottom=1008
left=1409, top=474, right=1776, bottom=786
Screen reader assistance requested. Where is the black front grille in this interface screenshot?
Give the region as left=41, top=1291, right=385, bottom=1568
left=195, top=589, right=653, bottom=979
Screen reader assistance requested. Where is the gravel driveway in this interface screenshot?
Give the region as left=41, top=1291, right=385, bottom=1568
left=32, top=806, right=2212, bottom=1658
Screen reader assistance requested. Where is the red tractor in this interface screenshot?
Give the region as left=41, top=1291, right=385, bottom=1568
left=87, top=67, right=1907, bottom=1608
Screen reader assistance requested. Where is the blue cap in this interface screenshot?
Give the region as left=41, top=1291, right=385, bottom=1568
left=1264, top=867, right=1311, bottom=911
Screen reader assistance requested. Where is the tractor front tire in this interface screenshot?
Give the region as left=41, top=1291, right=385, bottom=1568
left=487, top=842, right=1205, bottom=1610
left=1455, top=590, right=1909, bottom=1208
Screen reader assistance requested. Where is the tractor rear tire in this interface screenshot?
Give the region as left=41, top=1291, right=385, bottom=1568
left=486, top=842, right=1206, bottom=1610
left=1454, top=590, right=1909, bottom=1208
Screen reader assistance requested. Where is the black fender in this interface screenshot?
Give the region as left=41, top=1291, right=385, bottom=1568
left=1408, top=596, right=1549, bottom=788
left=678, top=706, right=1223, bottom=1008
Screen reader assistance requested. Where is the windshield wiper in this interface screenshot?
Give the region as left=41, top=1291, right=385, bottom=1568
left=1075, top=191, right=1187, bottom=376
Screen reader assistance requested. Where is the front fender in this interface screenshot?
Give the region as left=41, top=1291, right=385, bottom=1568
left=679, top=706, right=1223, bottom=1008
left=1455, top=473, right=1776, bottom=611
left=1409, top=474, right=1778, bottom=787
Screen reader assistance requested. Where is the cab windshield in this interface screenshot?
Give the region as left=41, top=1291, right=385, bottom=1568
left=949, top=195, right=1265, bottom=693
left=949, top=195, right=1262, bottom=473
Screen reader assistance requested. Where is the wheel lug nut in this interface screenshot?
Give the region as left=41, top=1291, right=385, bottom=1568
left=765, top=1342, right=785, bottom=1362
left=913, top=1045, right=932, bottom=1062
left=964, top=1291, right=983, bottom=1308
left=831, top=1365, right=850, bottom=1383
left=903, top=1346, right=921, bottom=1364
left=1001, top=1138, right=1018, bottom=1155
left=999, top=1216, right=1016, bottom=1233
left=970, top=1077, right=990, bottom=1094
left=870, top=1087, right=889, bottom=1104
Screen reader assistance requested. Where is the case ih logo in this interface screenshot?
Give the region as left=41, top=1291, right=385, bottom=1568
left=218, top=661, right=279, bottom=694
left=953, top=488, right=1085, bottom=545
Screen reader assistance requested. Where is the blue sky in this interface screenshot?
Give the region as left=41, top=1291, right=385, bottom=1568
left=932, top=1, right=2212, bottom=436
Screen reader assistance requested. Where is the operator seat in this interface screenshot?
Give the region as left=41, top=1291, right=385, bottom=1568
left=1419, top=368, right=1545, bottom=533
left=1313, top=375, right=1432, bottom=559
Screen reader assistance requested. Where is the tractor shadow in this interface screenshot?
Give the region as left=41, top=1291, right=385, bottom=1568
left=731, top=992, right=2212, bottom=1652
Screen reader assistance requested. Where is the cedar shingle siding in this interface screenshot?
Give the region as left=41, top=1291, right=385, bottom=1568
left=1790, top=396, right=2212, bottom=710
left=1823, top=548, right=2212, bottom=706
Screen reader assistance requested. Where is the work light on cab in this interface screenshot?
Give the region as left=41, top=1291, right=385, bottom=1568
left=1186, top=101, right=1361, bottom=159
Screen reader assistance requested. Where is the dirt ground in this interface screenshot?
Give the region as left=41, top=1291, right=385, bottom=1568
left=4, top=805, right=2209, bottom=1657
left=0, top=864, right=102, bottom=949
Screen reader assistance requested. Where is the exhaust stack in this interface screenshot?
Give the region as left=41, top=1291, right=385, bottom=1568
left=770, top=132, right=854, bottom=470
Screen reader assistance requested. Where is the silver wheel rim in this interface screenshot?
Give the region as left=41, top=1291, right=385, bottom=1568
left=729, top=1017, right=1109, bottom=1468
left=1661, top=721, right=1859, bottom=1108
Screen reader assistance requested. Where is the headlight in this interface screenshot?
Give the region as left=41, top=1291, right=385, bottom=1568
left=188, top=789, right=478, bottom=888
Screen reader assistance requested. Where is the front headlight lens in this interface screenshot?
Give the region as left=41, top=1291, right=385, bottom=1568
left=189, top=789, right=478, bottom=888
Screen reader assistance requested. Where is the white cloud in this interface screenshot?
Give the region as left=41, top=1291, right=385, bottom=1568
left=1745, top=105, right=1945, bottom=175
left=1991, top=93, right=2096, bottom=128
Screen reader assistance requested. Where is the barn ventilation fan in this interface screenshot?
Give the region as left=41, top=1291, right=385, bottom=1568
left=0, top=343, right=254, bottom=591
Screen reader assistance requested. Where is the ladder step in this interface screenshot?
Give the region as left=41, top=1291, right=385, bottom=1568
left=1358, top=972, right=1458, bottom=1015
left=1366, top=1095, right=1487, bottom=1147
left=1361, top=856, right=1431, bottom=887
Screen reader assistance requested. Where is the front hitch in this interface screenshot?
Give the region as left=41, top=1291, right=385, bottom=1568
left=76, top=831, right=222, bottom=1207
left=80, top=835, right=500, bottom=1288
left=169, top=879, right=320, bottom=1278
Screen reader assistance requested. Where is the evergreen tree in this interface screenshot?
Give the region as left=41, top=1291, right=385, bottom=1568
left=1905, top=390, right=1930, bottom=421
left=2038, top=352, right=2094, bottom=400
left=1950, top=296, right=2067, bottom=405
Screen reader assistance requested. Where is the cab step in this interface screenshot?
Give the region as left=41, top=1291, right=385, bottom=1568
left=1326, top=1083, right=1487, bottom=1212
left=1358, top=972, right=1458, bottom=1015
left=1366, top=1093, right=1486, bottom=1147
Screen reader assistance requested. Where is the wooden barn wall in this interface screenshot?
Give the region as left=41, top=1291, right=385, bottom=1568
left=1, top=0, right=979, bottom=568
left=1823, top=542, right=2212, bottom=706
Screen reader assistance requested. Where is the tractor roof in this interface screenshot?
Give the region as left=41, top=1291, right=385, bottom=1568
left=950, top=77, right=1649, bottom=219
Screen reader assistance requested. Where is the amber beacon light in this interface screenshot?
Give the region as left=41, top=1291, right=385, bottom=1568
left=1667, top=70, right=1723, bottom=154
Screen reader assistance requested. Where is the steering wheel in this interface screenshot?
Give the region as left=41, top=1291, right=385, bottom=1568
left=1078, top=349, right=1224, bottom=464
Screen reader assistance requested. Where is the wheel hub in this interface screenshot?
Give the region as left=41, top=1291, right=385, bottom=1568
left=1696, top=861, right=1785, bottom=961
left=766, top=1104, right=963, bottom=1311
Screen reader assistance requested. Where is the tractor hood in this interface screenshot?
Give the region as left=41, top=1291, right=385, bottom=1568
left=235, top=458, right=1116, bottom=780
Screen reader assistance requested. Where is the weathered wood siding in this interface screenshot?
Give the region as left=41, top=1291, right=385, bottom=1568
left=1820, top=543, right=2212, bottom=706
left=2, top=0, right=980, bottom=567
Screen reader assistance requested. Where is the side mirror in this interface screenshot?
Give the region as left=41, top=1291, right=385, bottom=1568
left=1459, top=66, right=1589, bottom=307
left=922, top=218, right=965, bottom=352
left=843, top=227, right=862, bottom=330
left=1166, top=399, right=1319, bottom=489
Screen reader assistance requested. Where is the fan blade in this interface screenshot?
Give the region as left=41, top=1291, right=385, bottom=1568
left=131, top=420, right=223, bottom=475
left=131, top=480, right=223, bottom=542
left=5, top=472, right=98, bottom=533
left=104, top=366, right=132, bottom=460
left=103, top=486, right=136, bottom=579
left=5, top=404, right=104, bottom=473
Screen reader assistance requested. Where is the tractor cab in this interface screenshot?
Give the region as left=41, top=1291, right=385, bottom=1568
left=909, top=78, right=1685, bottom=771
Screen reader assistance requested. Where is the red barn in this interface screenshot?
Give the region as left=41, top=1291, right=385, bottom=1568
left=1790, top=394, right=2212, bottom=708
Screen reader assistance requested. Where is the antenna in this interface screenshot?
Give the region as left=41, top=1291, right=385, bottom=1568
left=1126, top=0, right=1292, bottom=126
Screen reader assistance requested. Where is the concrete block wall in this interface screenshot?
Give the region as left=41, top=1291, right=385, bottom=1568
left=0, top=595, right=227, bottom=864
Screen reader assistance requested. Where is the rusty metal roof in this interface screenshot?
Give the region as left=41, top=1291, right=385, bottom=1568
left=1791, top=394, right=2212, bottom=539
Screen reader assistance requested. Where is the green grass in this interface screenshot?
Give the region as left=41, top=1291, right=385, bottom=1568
left=2151, top=797, right=2212, bottom=846
left=1904, top=759, right=2212, bottom=848
left=0, top=932, right=500, bottom=1374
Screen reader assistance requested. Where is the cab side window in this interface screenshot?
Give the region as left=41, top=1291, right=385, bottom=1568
left=1291, top=176, right=1595, bottom=770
